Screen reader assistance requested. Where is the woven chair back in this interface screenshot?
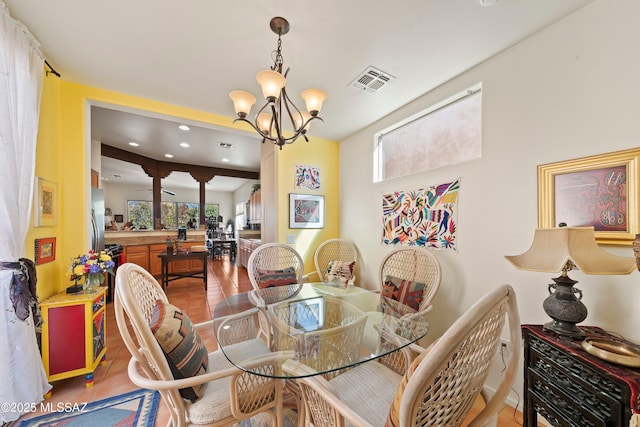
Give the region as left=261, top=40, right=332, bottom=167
left=114, top=263, right=188, bottom=426
left=313, top=239, right=358, bottom=283
left=379, top=246, right=442, bottom=313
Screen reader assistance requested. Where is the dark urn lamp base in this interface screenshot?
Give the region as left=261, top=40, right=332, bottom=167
left=542, top=274, right=587, bottom=340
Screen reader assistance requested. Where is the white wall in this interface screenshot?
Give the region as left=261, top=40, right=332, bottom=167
left=340, top=0, right=640, bottom=405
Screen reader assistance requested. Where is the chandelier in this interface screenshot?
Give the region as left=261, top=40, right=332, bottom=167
left=229, top=17, right=327, bottom=150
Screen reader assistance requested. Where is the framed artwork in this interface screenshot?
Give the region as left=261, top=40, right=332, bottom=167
left=538, top=148, right=640, bottom=246
left=34, top=177, right=58, bottom=227
left=114, top=214, right=124, bottom=223
left=289, top=193, right=324, bottom=229
left=295, top=165, right=321, bottom=190
left=35, top=237, right=56, bottom=264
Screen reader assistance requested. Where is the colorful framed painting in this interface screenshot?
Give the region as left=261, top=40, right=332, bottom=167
left=289, top=193, right=324, bottom=229
left=294, top=165, right=321, bottom=190
left=34, top=177, right=58, bottom=227
left=538, top=148, right=640, bottom=246
left=35, top=237, right=56, bottom=264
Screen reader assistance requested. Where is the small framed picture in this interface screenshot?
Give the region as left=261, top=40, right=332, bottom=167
left=289, top=193, right=324, bottom=229
left=34, top=177, right=58, bottom=227
left=114, top=214, right=124, bottom=223
left=35, top=237, right=56, bottom=265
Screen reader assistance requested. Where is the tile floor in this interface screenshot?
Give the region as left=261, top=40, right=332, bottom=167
left=15, top=256, right=527, bottom=426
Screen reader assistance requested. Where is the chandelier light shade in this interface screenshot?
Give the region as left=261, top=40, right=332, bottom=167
left=505, top=226, right=636, bottom=339
left=229, top=17, right=326, bottom=149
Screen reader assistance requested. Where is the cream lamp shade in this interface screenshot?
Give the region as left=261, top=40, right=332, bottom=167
left=229, top=90, right=257, bottom=118
left=301, top=89, right=327, bottom=116
left=256, top=70, right=286, bottom=101
left=505, top=226, right=636, bottom=275
left=257, top=113, right=272, bottom=134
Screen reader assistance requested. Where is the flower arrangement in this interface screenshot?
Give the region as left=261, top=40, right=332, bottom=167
left=68, top=250, right=115, bottom=292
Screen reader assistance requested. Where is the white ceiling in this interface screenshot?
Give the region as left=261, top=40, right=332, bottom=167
left=5, top=0, right=592, bottom=191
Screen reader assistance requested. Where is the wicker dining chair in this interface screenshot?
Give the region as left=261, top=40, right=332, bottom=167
left=283, top=284, right=521, bottom=427
left=359, top=246, right=442, bottom=351
left=247, top=243, right=305, bottom=305
left=304, top=238, right=359, bottom=285
left=114, top=263, right=284, bottom=427
left=379, top=246, right=441, bottom=316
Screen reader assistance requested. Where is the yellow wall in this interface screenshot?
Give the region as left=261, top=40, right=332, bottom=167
left=27, top=73, right=63, bottom=298
left=31, top=78, right=339, bottom=298
left=276, top=138, right=340, bottom=273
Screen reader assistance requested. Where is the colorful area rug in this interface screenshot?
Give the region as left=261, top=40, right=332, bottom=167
left=18, top=389, right=160, bottom=427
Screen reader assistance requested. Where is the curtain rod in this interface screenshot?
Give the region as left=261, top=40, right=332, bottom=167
left=44, top=60, right=60, bottom=78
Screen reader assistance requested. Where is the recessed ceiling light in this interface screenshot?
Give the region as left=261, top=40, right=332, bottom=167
left=222, top=158, right=230, bottom=162
left=180, top=142, right=190, bottom=148
left=129, top=141, right=139, bottom=147
left=479, top=0, right=499, bottom=6
left=179, top=125, right=190, bottom=131
left=165, top=154, right=174, bottom=158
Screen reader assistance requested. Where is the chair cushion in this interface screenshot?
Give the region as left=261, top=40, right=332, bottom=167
left=381, top=275, right=425, bottom=311
left=149, top=300, right=209, bottom=402
left=257, top=267, right=298, bottom=288
left=188, top=338, right=270, bottom=424
left=326, top=260, right=355, bottom=284
left=329, top=361, right=402, bottom=426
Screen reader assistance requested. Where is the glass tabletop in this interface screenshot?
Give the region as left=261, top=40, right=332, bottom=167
left=212, top=283, right=430, bottom=379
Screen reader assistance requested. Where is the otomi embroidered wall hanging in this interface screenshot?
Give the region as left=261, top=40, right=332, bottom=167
left=382, top=178, right=460, bottom=250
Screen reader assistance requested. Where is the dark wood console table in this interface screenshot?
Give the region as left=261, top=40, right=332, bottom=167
left=522, top=324, right=640, bottom=427
left=158, top=251, right=208, bottom=290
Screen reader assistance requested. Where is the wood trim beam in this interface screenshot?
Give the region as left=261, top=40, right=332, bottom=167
left=101, top=144, right=259, bottom=180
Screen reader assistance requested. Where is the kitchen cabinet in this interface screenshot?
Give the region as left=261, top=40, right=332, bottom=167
left=122, top=241, right=205, bottom=277
left=40, top=287, right=107, bottom=388
left=166, top=242, right=204, bottom=273
left=249, top=189, right=261, bottom=224
left=125, top=244, right=149, bottom=271
left=239, top=238, right=261, bottom=268
left=189, top=244, right=206, bottom=270
left=90, top=169, right=99, bottom=188
left=149, top=244, right=166, bottom=276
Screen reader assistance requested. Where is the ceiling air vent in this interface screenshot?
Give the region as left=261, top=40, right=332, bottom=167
left=349, top=66, right=395, bottom=93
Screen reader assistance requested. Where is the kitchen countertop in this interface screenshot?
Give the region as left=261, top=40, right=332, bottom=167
left=105, top=230, right=206, bottom=246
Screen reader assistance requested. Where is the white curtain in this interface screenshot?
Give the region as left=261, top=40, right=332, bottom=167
left=0, top=1, right=51, bottom=422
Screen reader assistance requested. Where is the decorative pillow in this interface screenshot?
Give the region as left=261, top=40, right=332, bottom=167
left=325, top=260, right=355, bottom=284
left=149, top=300, right=208, bottom=402
left=257, top=267, right=298, bottom=289
left=381, top=275, right=425, bottom=311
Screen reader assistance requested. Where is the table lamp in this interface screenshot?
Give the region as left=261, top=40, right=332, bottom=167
left=505, top=226, right=635, bottom=339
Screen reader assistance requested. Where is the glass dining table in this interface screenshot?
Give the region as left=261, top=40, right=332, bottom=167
left=212, top=282, right=430, bottom=379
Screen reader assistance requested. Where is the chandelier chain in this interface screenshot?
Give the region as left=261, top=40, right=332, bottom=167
left=272, top=36, right=284, bottom=73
